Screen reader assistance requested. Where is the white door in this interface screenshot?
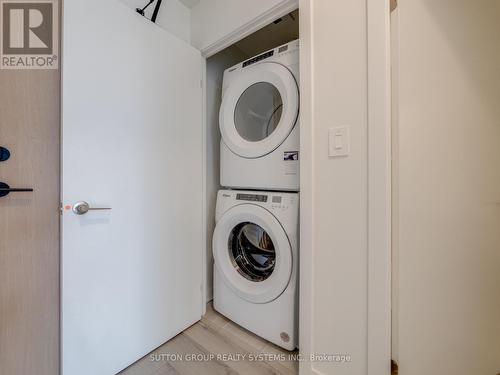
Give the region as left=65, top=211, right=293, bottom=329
left=219, top=62, right=299, bottom=158
left=61, top=1, right=203, bottom=375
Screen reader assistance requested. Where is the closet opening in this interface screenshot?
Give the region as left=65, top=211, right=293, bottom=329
left=202, top=8, right=301, bottom=361
left=204, top=9, right=300, bottom=305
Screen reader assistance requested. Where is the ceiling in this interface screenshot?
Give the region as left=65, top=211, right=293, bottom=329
left=178, top=0, right=201, bottom=9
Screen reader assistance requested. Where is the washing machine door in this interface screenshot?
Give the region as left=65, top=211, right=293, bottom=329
left=219, top=62, right=299, bottom=159
left=213, top=204, right=292, bottom=303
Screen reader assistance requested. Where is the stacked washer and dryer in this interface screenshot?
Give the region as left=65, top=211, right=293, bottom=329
left=212, top=40, right=300, bottom=350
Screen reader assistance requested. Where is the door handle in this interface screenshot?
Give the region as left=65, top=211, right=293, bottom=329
left=72, top=201, right=112, bottom=215
left=0, top=182, right=34, bottom=198
left=0, top=147, right=10, bottom=162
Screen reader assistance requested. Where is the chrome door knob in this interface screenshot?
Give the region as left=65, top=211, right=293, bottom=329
left=72, top=201, right=111, bottom=215
left=73, top=201, right=90, bottom=215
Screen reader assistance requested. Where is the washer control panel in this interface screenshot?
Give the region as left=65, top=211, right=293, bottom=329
left=234, top=192, right=288, bottom=209
left=217, top=190, right=299, bottom=227
left=219, top=190, right=297, bottom=212
left=236, top=193, right=268, bottom=202
left=236, top=193, right=293, bottom=211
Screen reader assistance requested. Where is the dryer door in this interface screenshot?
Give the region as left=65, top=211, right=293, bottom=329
left=213, top=204, right=292, bottom=303
left=219, top=62, right=299, bottom=159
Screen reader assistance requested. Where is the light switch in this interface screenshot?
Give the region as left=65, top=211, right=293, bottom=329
left=334, top=134, right=343, bottom=149
left=329, top=126, right=350, bottom=157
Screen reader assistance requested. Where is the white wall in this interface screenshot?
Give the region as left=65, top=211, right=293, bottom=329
left=204, top=46, right=247, bottom=301
left=392, top=1, right=500, bottom=374
left=299, top=0, right=370, bottom=374
left=190, top=0, right=298, bottom=54
left=119, top=0, right=191, bottom=42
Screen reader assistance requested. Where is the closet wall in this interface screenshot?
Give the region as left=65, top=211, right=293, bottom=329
left=392, top=1, right=500, bottom=374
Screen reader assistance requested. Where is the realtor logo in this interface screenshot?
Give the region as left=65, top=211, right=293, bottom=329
left=0, top=0, right=58, bottom=69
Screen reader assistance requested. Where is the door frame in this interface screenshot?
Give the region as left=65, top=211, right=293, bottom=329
left=201, top=1, right=391, bottom=374
left=298, top=0, right=392, bottom=374
left=366, top=0, right=392, bottom=373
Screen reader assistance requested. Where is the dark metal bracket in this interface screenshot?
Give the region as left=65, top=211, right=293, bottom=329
left=136, top=0, right=163, bottom=23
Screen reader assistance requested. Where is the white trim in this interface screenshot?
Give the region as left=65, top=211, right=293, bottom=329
left=299, top=0, right=391, bottom=374
left=201, top=57, right=208, bottom=314
left=200, top=0, right=299, bottom=58
left=367, top=0, right=392, bottom=374
left=298, top=0, right=315, bottom=374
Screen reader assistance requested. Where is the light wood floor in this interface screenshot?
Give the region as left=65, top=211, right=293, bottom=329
left=120, top=303, right=298, bottom=375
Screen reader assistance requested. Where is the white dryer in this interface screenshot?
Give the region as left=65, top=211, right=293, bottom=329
left=212, top=190, right=299, bottom=350
left=219, top=40, right=300, bottom=191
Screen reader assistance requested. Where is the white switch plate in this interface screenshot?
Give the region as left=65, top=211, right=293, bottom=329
left=329, top=126, right=350, bottom=157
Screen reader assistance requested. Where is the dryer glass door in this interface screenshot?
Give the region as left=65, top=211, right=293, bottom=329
left=234, top=83, right=283, bottom=142
left=219, top=62, right=299, bottom=159
left=213, top=204, right=292, bottom=304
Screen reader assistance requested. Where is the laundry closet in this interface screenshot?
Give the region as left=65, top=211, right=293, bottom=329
left=203, top=9, right=299, bottom=304
left=203, top=10, right=300, bottom=350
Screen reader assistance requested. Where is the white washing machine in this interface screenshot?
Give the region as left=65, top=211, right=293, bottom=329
left=219, top=40, right=300, bottom=191
left=212, top=190, right=299, bottom=350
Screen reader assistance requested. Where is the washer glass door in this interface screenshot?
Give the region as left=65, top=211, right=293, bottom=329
left=219, top=62, right=299, bottom=159
left=213, top=204, right=292, bottom=303
left=229, top=222, right=276, bottom=282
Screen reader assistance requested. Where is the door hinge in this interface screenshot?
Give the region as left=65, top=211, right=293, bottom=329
left=390, top=0, right=398, bottom=12
left=391, top=359, right=399, bottom=374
